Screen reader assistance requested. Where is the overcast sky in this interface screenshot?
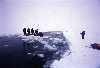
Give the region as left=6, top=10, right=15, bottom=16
left=0, top=0, right=100, bottom=35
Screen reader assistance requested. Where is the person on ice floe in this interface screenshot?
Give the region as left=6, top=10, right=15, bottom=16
left=39, top=32, right=43, bottom=37
left=27, top=28, right=30, bottom=35
left=23, top=28, right=26, bottom=35
left=31, top=28, right=34, bottom=34
left=35, top=29, right=38, bottom=35
left=80, top=31, right=85, bottom=39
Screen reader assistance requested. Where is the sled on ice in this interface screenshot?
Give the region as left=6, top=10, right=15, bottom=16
left=91, top=43, right=100, bottom=50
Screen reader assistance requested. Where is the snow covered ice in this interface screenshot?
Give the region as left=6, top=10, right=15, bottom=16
left=51, top=31, right=100, bottom=68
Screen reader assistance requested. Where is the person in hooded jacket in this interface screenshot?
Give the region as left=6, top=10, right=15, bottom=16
left=31, top=28, right=34, bottom=34
left=27, top=28, right=30, bottom=35
left=35, top=29, right=38, bottom=35
left=23, top=28, right=26, bottom=35
left=80, top=31, right=85, bottom=39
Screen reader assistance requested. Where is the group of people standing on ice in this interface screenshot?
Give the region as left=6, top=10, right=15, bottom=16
left=23, top=28, right=85, bottom=39
left=23, top=28, right=43, bottom=37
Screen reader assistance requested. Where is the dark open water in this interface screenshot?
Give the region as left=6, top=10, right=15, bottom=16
left=0, top=31, right=69, bottom=68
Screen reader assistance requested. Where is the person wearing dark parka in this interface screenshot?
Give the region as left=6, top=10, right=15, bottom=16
left=35, top=29, right=38, bottom=35
left=27, top=28, right=30, bottom=35
left=23, top=28, right=26, bottom=35
left=31, top=28, right=34, bottom=34
left=80, top=31, right=85, bottom=39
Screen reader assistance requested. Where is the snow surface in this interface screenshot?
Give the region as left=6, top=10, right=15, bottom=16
left=51, top=31, right=100, bottom=68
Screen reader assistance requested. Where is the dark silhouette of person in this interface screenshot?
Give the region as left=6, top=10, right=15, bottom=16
left=27, top=28, right=30, bottom=35
left=80, top=31, right=85, bottom=39
left=23, top=28, right=26, bottom=35
left=31, top=28, right=34, bottom=34
left=39, top=32, right=43, bottom=37
left=35, top=29, right=38, bottom=35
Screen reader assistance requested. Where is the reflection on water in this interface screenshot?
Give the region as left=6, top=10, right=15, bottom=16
left=23, top=42, right=30, bottom=55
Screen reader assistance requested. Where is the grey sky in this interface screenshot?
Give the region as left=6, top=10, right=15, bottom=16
left=0, top=0, right=100, bottom=34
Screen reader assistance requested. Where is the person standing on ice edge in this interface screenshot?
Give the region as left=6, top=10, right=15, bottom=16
left=23, top=28, right=26, bottom=35
left=80, top=31, right=85, bottom=39
left=31, top=28, right=34, bottom=34
left=35, top=29, right=38, bottom=35
left=27, top=28, right=30, bottom=35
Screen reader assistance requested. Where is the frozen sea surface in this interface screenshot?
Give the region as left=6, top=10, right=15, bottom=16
left=0, top=31, right=69, bottom=68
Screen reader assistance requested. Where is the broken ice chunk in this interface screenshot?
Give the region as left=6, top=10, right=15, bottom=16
left=37, top=54, right=44, bottom=58
left=44, top=44, right=57, bottom=51
left=28, top=53, right=32, bottom=55
left=4, top=45, right=8, bottom=47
